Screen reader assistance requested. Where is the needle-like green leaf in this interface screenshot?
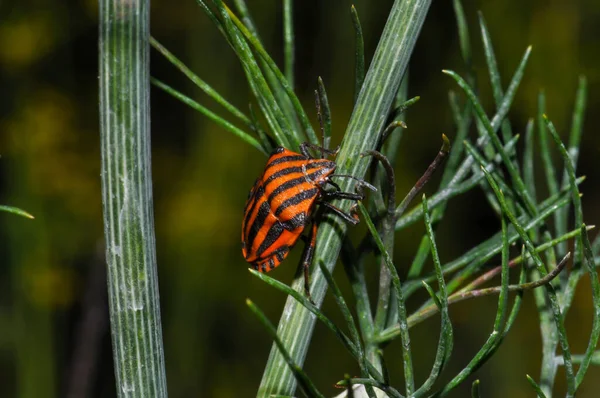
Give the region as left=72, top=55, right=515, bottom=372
left=151, top=78, right=266, bottom=154
left=0, top=205, right=34, bottom=219
left=246, top=299, right=325, bottom=398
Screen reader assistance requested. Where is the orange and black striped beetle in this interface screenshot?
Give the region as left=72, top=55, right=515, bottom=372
left=242, top=142, right=374, bottom=298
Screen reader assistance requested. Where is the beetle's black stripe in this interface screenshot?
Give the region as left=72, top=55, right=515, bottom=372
left=263, top=161, right=332, bottom=187
left=281, top=211, right=307, bottom=231
left=266, top=155, right=307, bottom=169
left=270, top=147, right=285, bottom=155
left=275, top=188, right=319, bottom=217
left=267, top=169, right=329, bottom=204
left=245, top=178, right=260, bottom=201
left=246, top=201, right=271, bottom=252
left=243, top=184, right=265, bottom=237
left=275, top=250, right=286, bottom=262
left=256, top=221, right=284, bottom=258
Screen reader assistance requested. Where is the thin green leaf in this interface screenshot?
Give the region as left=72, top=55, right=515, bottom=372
left=340, top=238, right=374, bottom=347
left=151, top=78, right=266, bottom=154
left=526, top=375, right=548, bottom=398
left=575, top=225, right=600, bottom=388
left=565, top=75, right=587, bottom=178
left=249, top=103, right=274, bottom=153
left=231, top=0, right=259, bottom=36
left=223, top=4, right=318, bottom=145
left=390, top=95, right=420, bottom=120
left=452, top=0, right=472, bottom=71
left=375, top=201, right=574, bottom=344
left=401, top=190, right=573, bottom=299
left=248, top=269, right=358, bottom=357
left=317, top=261, right=381, bottom=396
left=397, top=44, right=531, bottom=230
left=359, top=202, right=415, bottom=395
left=201, top=0, right=297, bottom=149
left=150, top=37, right=251, bottom=127
left=228, top=0, right=304, bottom=136
left=471, top=380, right=480, bottom=398
left=351, top=5, right=365, bottom=104
left=544, top=115, right=585, bottom=313
left=443, top=49, right=536, bottom=216
left=377, top=349, right=390, bottom=385
left=422, top=281, right=442, bottom=309
left=478, top=12, right=515, bottom=155
left=414, top=195, right=452, bottom=397
left=246, top=299, right=325, bottom=398
left=502, top=247, right=527, bottom=337
left=316, top=77, right=332, bottom=149
left=0, top=205, right=34, bottom=219
left=481, top=165, right=576, bottom=395
left=523, top=118, right=536, bottom=201
left=362, top=151, right=396, bottom=338
left=557, top=76, right=587, bottom=256
left=439, top=213, right=511, bottom=396
left=537, top=91, right=558, bottom=193
left=383, top=247, right=570, bottom=336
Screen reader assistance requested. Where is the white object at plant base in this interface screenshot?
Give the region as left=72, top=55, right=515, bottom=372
left=333, top=385, right=388, bottom=398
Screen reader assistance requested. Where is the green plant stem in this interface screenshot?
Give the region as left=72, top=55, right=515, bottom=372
left=247, top=300, right=324, bottom=398
left=99, top=0, right=168, bottom=396
left=557, top=76, right=587, bottom=257
left=360, top=202, right=415, bottom=395
left=283, top=0, right=294, bottom=88
left=258, top=1, right=431, bottom=396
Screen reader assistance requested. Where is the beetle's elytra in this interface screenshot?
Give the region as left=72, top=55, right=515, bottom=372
left=242, top=142, right=368, bottom=297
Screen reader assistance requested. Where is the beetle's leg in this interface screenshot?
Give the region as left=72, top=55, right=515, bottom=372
left=300, top=222, right=318, bottom=303
left=324, top=179, right=342, bottom=192
left=319, top=201, right=360, bottom=225
left=329, top=174, right=377, bottom=193
left=300, top=142, right=339, bottom=159
left=322, top=190, right=363, bottom=201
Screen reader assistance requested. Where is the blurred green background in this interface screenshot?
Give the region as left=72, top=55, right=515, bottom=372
left=1, top=0, right=599, bottom=397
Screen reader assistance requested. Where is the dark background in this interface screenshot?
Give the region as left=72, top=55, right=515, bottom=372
left=1, top=0, right=599, bottom=397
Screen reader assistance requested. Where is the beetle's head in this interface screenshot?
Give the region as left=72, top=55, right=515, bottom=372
left=302, top=160, right=336, bottom=186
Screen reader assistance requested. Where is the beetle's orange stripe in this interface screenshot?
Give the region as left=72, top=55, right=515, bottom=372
left=242, top=147, right=336, bottom=270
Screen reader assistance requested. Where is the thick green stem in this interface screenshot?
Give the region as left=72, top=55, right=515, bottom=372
left=99, top=0, right=168, bottom=396
left=258, top=0, right=431, bottom=395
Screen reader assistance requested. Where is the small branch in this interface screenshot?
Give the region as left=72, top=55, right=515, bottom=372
left=395, top=134, right=450, bottom=218
left=375, top=252, right=571, bottom=338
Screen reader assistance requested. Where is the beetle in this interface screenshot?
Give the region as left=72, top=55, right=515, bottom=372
left=242, top=141, right=372, bottom=298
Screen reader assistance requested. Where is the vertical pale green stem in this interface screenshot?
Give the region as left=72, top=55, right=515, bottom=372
left=283, top=0, right=294, bottom=88
left=99, top=0, right=168, bottom=396
left=258, top=0, right=431, bottom=396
